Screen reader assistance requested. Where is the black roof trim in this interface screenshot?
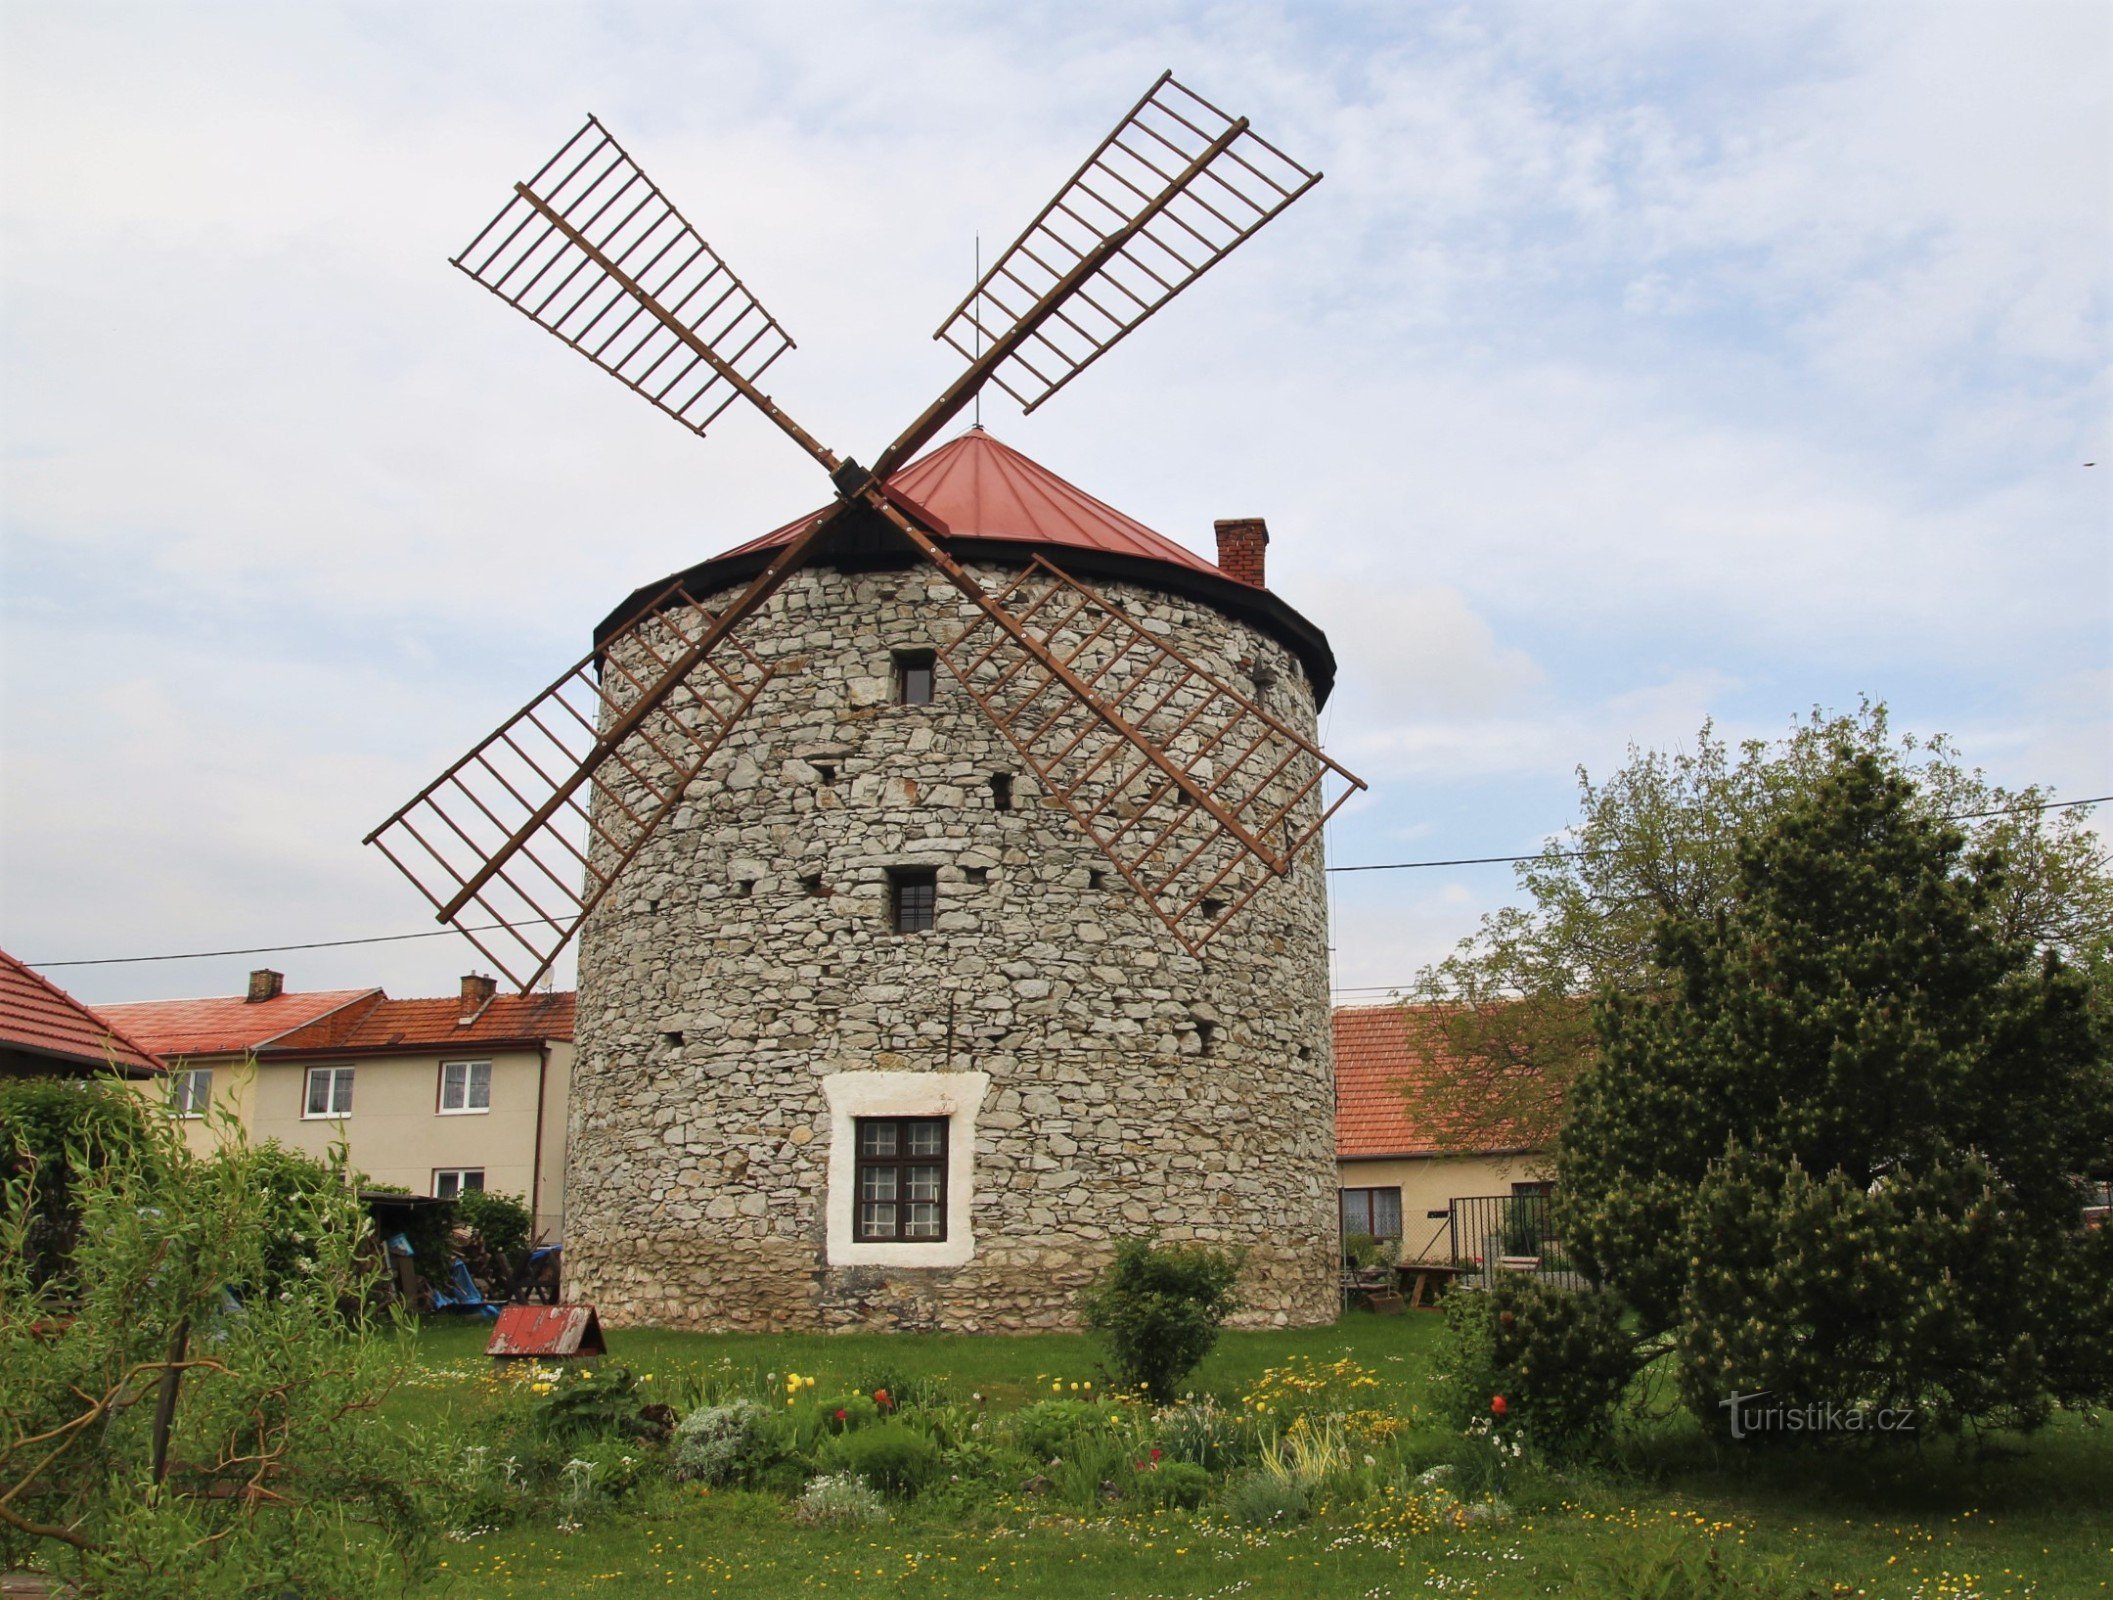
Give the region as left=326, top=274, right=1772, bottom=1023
left=594, top=517, right=1339, bottom=707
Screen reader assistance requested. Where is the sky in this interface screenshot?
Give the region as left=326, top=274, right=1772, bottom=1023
left=2, top=0, right=2107, bottom=1007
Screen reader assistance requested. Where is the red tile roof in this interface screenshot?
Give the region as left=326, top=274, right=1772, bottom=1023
left=97, top=987, right=382, bottom=1059
left=273, top=992, right=576, bottom=1055
left=1334, top=1003, right=1542, bottom=1159
left=714, top=428, right=1225, bottom=580
left=98, top=984, right=574, bottom=1061
left=0, top=951, right=167, bottom=1075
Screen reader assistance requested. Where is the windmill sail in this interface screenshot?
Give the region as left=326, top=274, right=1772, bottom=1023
left=933, top=555, right=1363, bottom=955
left=366, top=585, right=774, bottom=991
left=929, top=73, right=1319, bottom=418
left=453, top=116, right=795, bottom=439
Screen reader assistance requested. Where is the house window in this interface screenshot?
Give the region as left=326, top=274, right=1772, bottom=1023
left=894, top=649, right=936, bottom=705
left=890, top=868, right=937, bottom=933
left=303, top=1065, right=354, bottom=1119
left=169, top=1068, right=212, bottom=1119
left=1339, top=1186, right=1403, bottom=1240
left=439, top=1060, right=493, bottom=1114
left=989, top=773, right=1014, bottom=811
left=434, top=1168, right=485, bottom=1201
left=854, top=1117, right=948, bottom=1241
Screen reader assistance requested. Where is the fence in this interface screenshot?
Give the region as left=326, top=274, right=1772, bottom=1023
left=1446, top=1192, right=1555, bottom=1270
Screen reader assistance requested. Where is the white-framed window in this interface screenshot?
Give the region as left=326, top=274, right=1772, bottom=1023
left=439, top=1060, right=493, bottom=1115
left=433, top=1168, right=485, bottom=1201
left=168, top=1068, right=212, bottom=1119
left=303, top=1065, right=354, bottom=1119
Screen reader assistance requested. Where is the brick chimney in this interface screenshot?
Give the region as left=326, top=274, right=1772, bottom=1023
left=1214, top=517, right=1269, bottom=587
left=459, top=973, right=498, bottom=1022
left=246, top=968, right=284, bottom=1004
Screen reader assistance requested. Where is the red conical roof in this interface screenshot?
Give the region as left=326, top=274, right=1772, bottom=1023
left=713, top=428, right=1222, bottom=578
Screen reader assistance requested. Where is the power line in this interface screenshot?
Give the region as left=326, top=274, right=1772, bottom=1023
left=1324, top=793, right=2109, bottom=876
left=22, top=792, right=2107, bottom=971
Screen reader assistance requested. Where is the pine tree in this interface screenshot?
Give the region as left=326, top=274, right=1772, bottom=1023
left=1561, top=747, right=2112, bottom=1437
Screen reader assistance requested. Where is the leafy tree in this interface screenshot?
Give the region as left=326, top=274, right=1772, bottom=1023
left=0, top=1076, right=165, bottom=1288
left=1413, top=702, right=2110, bottom=1152
left=0, top=1085, right=428, bottom=1595
left=1081, top=1238, right=1243, bottom=1402
left=1562, top=747, right=2113, bottom=1438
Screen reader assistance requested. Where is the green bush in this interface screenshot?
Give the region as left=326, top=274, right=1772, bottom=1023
left=817, top=1392, right=882, bottom=1433
left=830, top=1423, right=939, bottom=1498
left=1429, top=1287, right=1503, bottom=1432
left=794, top=1471, right=891, bottom=1527
left=1152, top=1398, right=1246, bottom=1470
left=1081, top=1236, right=1243, bottom=1403
left=456, top=1187, right=532, bottom=1274
left=1013, top=1398, right=1115, bottom=1463
left=1140, top=1459, right=1211, bottom=1510
left=0, top=1075, right=163, bottom=1287
left=671, top=1400, right=781, bottom=1487
left=1491, top=1277, right=1636, bottom=1452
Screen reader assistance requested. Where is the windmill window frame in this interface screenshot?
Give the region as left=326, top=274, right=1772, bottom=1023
left=893, top=649, right=937, bottom=706
left=433, top=1168, right=485, bottom=1201
left=822, top=1069, right=988, bottom=1267
left=303, top=1065, right=354, bottom=1120
left=438, top=1059, right=493, bottom=1115
left=852, top=1117, right=950, bottom=1243
left=169, top=1068, right=213, bottom=1120
left=890, top=868, right=938, bottom=933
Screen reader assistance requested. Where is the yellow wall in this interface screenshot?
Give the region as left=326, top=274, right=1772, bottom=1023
left=161, top=1044, right=574, bottom=1241
left=1337, top=1151, right=1550, bottom=1264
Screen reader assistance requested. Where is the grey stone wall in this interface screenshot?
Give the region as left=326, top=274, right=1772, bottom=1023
left=565, top=559, right=1339, bottom=1331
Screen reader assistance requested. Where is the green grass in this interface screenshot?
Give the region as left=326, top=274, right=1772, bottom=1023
left=404, top=1313, right=2113, bottom=1599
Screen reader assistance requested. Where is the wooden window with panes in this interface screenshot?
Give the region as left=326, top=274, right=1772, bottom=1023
left=854, top=1117, right=947, bottom=1241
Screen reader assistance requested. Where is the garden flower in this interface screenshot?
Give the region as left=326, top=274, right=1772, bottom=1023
left=835, top=1409, right=848, bottom=1422
left=1492, top=1395, right=1508, bottom=1416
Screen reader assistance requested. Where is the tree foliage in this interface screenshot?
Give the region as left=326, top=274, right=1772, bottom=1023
left=1561, top=747, right=2113, bottom=1438
left=0, top=1084, right=426, bottom=1595
left=1413, top=702, right=2112, bottom=1152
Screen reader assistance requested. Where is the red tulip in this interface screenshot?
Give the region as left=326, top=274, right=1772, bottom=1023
left=1491, top=1395, right=1508, bottom=1417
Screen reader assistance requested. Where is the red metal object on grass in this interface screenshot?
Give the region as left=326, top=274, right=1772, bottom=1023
left=486, top=1303, right=606, bottom=1360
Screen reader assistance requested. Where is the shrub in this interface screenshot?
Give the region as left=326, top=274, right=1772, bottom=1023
left=1081, top=1236, right=1243, bottom=1403
left=534, top=1364, right=644, bottom=1440
left=794, top=1471, right=891, bottom=1528
left=817, top=1392, right=882, bottom=1433
left=1491, top=1277, right=1635, bottom=1451
left=1140, top=1459, right=1211, bottom=1510
left=1013, top=1398, right=1115, bottom=1463
left=1223, top=1466, right=1312, bottom=1528
left=0, top=1074, right=163, bottom=1286
left=456, top=1187, right=532, bottom=1274
left=1428, top=1288, right=1503, bottom=1432
left=671, top=1400, right=780, bottom=1487
left=830, top=1423, right=938, bottom=1498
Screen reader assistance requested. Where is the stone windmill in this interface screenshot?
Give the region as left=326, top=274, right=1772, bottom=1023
left=370, top=75, right=1366, bottom=1329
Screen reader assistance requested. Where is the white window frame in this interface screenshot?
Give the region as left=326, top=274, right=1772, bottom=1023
left=433, top=1168, right=485, bottom=1201
left=438, top=1059, right=493, bottom=1115
left=169, top=1068, right=213, bottom=1119
left=822, top=1070, right=988, bottom=1268
left=303, top=1065, right=354, bottom=1120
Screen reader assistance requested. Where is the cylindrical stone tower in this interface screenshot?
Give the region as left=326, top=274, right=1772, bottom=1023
left=563, top=430, right=1344, bottom=1331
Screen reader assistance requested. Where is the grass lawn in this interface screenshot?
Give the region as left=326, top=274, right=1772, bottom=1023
left=405, top=1314, right=2111, bottom=1599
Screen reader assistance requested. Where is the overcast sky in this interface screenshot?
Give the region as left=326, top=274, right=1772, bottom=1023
left=3, top=1, right=2107, bottom=1007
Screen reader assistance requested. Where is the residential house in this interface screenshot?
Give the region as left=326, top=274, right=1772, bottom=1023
left=0, top=948, right=165, bottom=1080
left=102, top=970, right=575, bottom=1240
left=1334, top=1003, right=1549, bottom=1265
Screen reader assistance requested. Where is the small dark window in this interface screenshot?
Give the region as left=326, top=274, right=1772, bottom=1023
left=815, top=763, right=837, bottom=784
left=802, top=873, right=827, bottom=897
left=735, top=879, right=755, bottom=897
left=989, top=773, right=1014, bottom=811
left=1088, top=869, right=1107, bottom=891
left=965, top=866, right=990, bottom=885
left=1195, top=1018, right=1217, bottom=1056
left=854, top=1117, right=948, bottom=1241
left=662, top=1030, right=685, bottom=1048
left=894, top=650, right=936, bottom=706
left=890, top=868, right=937, bottom=933
left=1201, top=897, right=1226, bottom=920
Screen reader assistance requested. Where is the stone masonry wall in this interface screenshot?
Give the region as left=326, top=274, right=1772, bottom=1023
left=565, top=558, right=1339, bottom=1331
